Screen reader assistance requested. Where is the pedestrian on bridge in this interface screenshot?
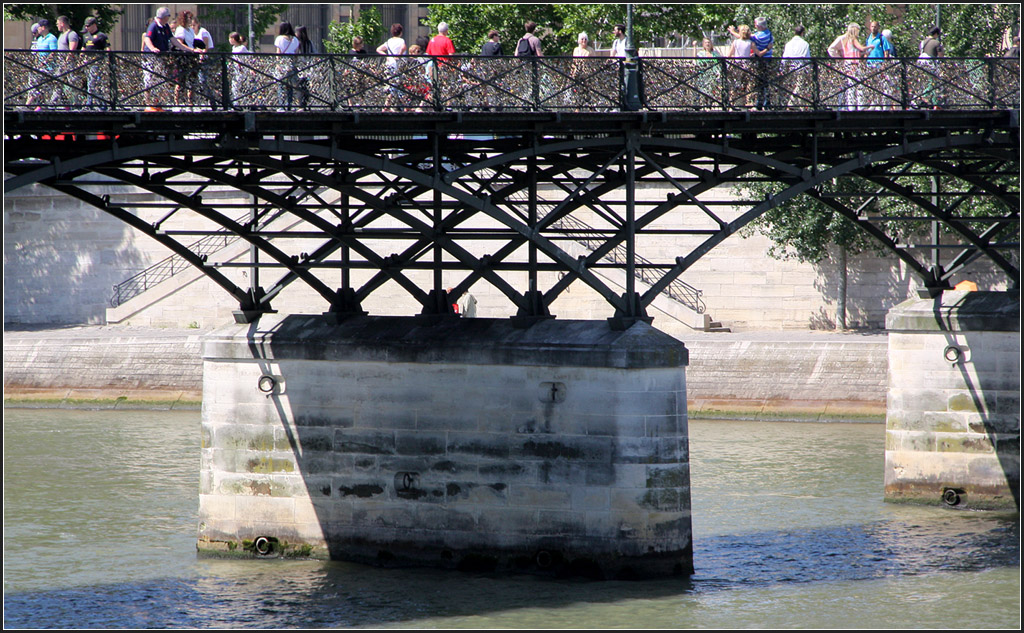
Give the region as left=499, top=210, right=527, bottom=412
left=56, top=15, right=80, bottom=51
left=294, top=26, right=316, bottom=109
left=573, top=32, right=593, bottom=57
left=726, top=24, right=753, bottom=108
left=274, top=22, right=301, bottom=110
left=377, top=23, right=408, bottom=110
left=696, top=37, right=723, bottom=109
left=350, top=35, right=368, bottom=55
left=828, top=23, right=873, bottom=110
left=173, top=10, right=203, bottom=110
left=611, top=24, right=628, bottom=58
left=749, top=17, right=774, bottom=110
left=481, top=30, right=502, bottom=56
left=514, top=21, right=543, bottom=57
left=425, top=22, right=455, bottom=96
left=782, top=25, right=811, bottom=109
left=228, top=32, right=253, bottom=108
left=1006, top=35, right=1020, bottom=58
left=917, top=27, right=944, bottom=109
left=25, top=19, right=56, bottom=110
left=426, top=23, right=456, bottom=57
left=142, top=7, right=198, bottom=112
left=864, top=20, right=895, bottom=110
left=81, top=17, right=109, bottom=110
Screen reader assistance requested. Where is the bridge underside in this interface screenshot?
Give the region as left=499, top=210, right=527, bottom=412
left=4, top=110, right=1019, bottom=324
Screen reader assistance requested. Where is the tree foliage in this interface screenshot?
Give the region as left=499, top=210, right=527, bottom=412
left=739, top=165, right=1019, bottom=264
left=425, top=4, right=733, bottom=56
left=197, top=4, right=289, bottom=52
left=4, top=4, right=122, bottom=31
left=724, top=4, right=1019, bottom=58
left=425, top=4, right=1018, bottom=56
left=323, top=5, right=384, bottom=54
left=725, top=4, right=1021, bottom=263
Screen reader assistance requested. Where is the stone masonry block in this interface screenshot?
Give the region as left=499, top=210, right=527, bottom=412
left=536, top=510, right=587, bottom=536
left=234, top=495, right=297, bottom=527
left=571, top=486, right=610, bottom=512
left=508, top=485, right=571, bottom=509
left=885, top=430, right=937, bottom=452
left=447, top=432, right=512, bottom=460
left=512, top=435, right=613, bottom=463
left=334, top=428, right=396, bottom=455
left=646, top=464, right=691, bottom=489
left=395, top=430, right=447, bottom=456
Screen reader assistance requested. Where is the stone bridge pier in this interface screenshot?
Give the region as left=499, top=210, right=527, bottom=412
left=197, top=315, right=692, bottom=579
left=885, top=291, right=1019, bottom=511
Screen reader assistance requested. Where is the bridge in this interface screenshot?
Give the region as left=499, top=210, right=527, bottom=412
left=4, top=50, right=1020, bottom=578
left=4, top=52, right=1020, bottom=324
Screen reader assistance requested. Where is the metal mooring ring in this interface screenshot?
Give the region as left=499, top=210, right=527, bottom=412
left=257, top=375, right=277, bottom=393
left=942, top=488, right=962, bottom=506
left=943, top=345, right=962, bottom=364
left=254, top=536, right=273, bottom=555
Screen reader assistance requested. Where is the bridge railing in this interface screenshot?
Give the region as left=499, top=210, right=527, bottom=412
left=3, top=50, right=1020, bottom=112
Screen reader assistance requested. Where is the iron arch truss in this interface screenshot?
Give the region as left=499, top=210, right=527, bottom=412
left=4, top=110, right=1019, bottom=324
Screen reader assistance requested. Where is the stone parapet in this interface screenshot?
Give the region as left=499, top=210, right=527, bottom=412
left=197, top=315, right=692, bottom=578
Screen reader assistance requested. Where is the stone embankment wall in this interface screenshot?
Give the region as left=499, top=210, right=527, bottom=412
left=2, top=327, right=204, bottom=408
left=3, top=327, right=887, bottom=421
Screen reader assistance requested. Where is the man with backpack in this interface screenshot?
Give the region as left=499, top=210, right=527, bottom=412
left=514, top=21, right=543, bottom=57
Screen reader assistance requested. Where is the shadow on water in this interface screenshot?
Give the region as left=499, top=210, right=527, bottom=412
left=4, top=515, right=1017, bottom=629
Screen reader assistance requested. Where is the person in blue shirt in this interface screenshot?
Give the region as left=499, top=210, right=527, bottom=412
left=864, top=21, right=894, bottom=109
left=865, top=21, right=893, bottom=61
left=34, top=19, right=58, bottom=52
left=750, top=17, right=774, bottom=109
left=26, top=19, right=57, bottom=109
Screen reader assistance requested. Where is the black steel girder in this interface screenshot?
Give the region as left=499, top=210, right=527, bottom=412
left=4, top=110, right=1019, bottom=323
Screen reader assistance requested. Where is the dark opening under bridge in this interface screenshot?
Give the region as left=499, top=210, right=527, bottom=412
left=4, top=52, right=1020, bottom=325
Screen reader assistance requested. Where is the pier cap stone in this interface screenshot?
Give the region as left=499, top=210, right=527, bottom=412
left=204, top=315, right=687, bottom=369
left=886, top=291, right=1020, bottom=333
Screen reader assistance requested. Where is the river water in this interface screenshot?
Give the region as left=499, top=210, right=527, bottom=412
left=3, top=408, right=1018, bottom=629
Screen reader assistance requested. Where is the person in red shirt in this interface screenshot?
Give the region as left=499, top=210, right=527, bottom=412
left=425, top=22, right=455, bottom=56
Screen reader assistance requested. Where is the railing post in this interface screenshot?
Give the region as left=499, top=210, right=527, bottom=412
left=812, top=58, right=820, bottom=110
left=221, top=51, right=231, bottom=110
left=721, top=58, right=730, bottom=110
left=988, top=58, right=996, bottom=108
left=329, top=55, right=337, bottom=111
left=108, top=51, right=118, bottom=110
left=532, top=57, right=540, bottom=110
left=901, top=57, right=909, bottom=110
left=432, top=56, right=442, bottom=112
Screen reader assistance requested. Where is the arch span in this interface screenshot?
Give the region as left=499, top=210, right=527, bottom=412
left=4, top=112, right=1018, bottom=322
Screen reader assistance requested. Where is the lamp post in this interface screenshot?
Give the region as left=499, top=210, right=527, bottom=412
left=622, top=4, right=642, bottom=110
